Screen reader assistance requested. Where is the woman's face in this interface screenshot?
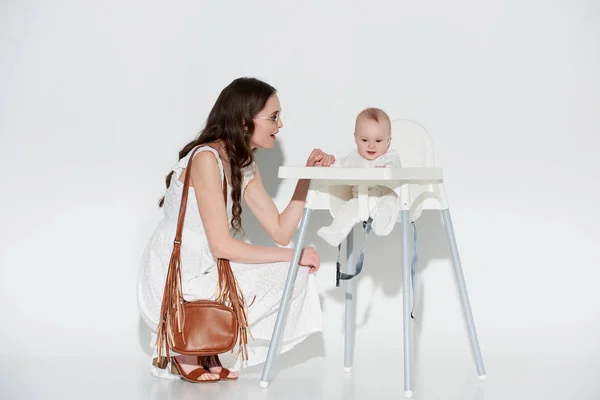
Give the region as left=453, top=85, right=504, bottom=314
left=249, top=94, right=283, bottom=150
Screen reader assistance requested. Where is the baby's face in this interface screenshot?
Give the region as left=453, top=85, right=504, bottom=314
left=354, top=118, right=391, bottom=160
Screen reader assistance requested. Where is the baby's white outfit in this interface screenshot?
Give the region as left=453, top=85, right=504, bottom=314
left=317, top=149, right=402, bottom=247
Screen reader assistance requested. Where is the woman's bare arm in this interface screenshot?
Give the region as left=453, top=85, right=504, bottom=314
left=244, top=148, right=335, bottom=246
left=190, top=151, right=293, bottom=263
left=243, top=168, right=310, bottom=246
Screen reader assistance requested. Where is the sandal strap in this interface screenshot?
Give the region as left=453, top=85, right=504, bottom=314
left=187, top=367, right=216, bottom=381
left=219, top=368, right=233, bottom=379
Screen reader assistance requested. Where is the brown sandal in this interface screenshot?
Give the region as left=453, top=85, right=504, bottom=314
left=199, top=355, right=238, bottom=381
left=170, top=357, right=220, bottom=383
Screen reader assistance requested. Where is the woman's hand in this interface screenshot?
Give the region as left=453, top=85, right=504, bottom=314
left=299, top=247, right=321, bottom=274
left=306, top=148, right=335, bottom=167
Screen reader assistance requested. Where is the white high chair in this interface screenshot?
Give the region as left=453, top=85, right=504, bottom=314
left=259, top=119, right=486, bottom=398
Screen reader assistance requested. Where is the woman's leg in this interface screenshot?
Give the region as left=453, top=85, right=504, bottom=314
left=225, top=261, right=322, bottom=371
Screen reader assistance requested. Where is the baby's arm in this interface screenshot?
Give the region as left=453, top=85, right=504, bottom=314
left=377, top=151, right=402, bottom=168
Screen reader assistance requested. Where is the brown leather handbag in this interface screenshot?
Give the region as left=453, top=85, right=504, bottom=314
left=154, top=146, right=250, bottom=365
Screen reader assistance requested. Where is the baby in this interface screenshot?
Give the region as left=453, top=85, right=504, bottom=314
left=317, top=107, right=401, bottom=247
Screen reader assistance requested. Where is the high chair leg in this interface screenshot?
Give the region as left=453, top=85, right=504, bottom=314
left=441, top=209, right=486, bottom=381
left=260, top=208, right=313, bottom=388
left=401, top=210, right=414, bottom=398
left=344, top=227, right=356, bottom=372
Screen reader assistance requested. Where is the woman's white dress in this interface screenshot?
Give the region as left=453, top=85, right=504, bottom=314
left=137, top=146, right=322, bottom=373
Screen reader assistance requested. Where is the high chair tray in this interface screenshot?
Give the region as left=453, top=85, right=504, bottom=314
left=278, top=166, right=443, bottom=183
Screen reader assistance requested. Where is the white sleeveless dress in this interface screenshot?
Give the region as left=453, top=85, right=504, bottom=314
left=137, top=146, right=322, bottom=372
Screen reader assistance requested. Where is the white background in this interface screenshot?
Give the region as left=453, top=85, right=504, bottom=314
left=1, top=0, right=599, bottom=398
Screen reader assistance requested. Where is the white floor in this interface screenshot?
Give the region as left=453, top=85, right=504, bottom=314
left=2, top=341, right=598, bottom=400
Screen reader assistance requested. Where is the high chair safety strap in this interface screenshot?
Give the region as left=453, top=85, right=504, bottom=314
left=335, top=218, right=373, bottom=287
left=335, top=219, right=420, bottom=321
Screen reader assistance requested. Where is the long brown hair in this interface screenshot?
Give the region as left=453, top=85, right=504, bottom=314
left=159, top=77, right=276, bottom=235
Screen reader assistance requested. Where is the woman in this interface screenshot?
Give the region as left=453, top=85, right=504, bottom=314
left=137, top=77, right=335, bottom=383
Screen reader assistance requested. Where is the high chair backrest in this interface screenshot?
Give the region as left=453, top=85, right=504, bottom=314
left=389, top=119, right=435, bottom=168
left=390, top=119, right=445, bottom=219
left=325, top=118, right=444, bottom=220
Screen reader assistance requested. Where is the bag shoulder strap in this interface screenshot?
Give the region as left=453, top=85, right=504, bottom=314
left=155, top=145, right=250, bottom=363
left=175, top=146, right=227, bottom=246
